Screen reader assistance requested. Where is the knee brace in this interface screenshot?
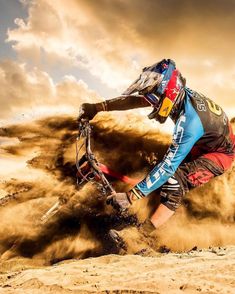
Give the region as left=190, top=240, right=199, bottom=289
left=160, top=175, right=184, bottom=211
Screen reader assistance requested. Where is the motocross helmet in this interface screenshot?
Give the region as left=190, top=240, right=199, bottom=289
left=122, top=59, right=185, bottom=123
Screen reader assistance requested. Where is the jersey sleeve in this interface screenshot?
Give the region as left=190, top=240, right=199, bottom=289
left=105, top=95, right=149, bottom=111
left=136, top=98, right=205, bottom=196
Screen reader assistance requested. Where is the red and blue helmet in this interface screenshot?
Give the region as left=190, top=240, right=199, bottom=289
left=123, top=59, right=186, bottom=123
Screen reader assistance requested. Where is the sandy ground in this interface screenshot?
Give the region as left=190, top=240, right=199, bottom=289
left=0, top=246, right=235, bottom=294
left=0, top=117, right=234, bottom=294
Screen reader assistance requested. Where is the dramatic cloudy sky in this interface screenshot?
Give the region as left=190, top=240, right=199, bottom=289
left=0, top=0, right=235, bottom=125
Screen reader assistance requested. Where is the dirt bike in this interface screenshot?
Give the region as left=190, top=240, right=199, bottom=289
left=40, top=119, right=139, bottom=224
left=0, top=119, right=138, bottom=224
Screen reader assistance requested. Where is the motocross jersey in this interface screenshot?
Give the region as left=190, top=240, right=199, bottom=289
left=136, top=88, right=235, bottom=196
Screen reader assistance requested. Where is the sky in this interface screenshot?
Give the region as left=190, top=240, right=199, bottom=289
left=0, top=0, right=235, bottom=126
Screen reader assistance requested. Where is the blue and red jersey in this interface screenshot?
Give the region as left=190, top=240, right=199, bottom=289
left=136, top=88, right=235, bottom=196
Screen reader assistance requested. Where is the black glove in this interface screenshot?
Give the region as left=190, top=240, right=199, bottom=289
left=78, top=103, right=98, bottom=121
left=107, top=192, right=132, bottom=212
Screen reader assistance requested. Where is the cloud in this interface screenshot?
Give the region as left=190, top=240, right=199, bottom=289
left=6, top=0, right=235, bottom=110
left=0, top=59, right=100, bottom=123
left=7, top=0, right=141, bottom=89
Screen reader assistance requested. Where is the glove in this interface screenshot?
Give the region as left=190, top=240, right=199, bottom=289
left=78, top=103, right=98, bottom=121
left=106, top=192, right=132, bottom=212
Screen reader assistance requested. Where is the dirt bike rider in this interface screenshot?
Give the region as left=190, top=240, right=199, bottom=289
left=78, top=59, right=235, bottom=234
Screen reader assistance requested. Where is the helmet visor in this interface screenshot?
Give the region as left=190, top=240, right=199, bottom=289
left=122, top=70, right=163, bottom=95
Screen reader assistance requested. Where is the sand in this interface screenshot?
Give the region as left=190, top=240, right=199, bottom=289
left=0, top=116, right=234, bottom=294
left=0, top=246, right=235, bottom=294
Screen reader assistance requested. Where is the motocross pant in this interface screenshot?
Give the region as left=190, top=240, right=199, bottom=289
left=160, top=151, right=234, bottom=211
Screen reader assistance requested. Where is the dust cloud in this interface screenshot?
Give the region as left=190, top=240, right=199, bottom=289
left=0, top=114, right=234, bottom=264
